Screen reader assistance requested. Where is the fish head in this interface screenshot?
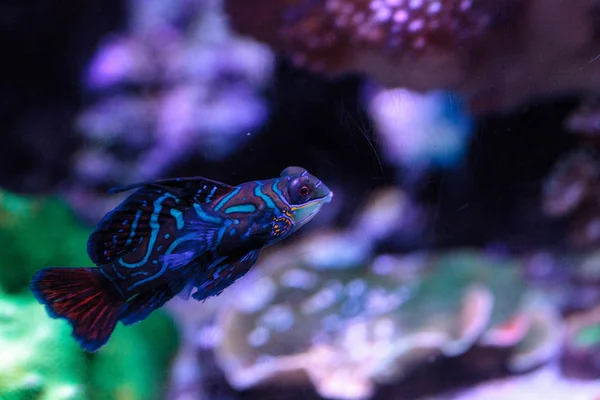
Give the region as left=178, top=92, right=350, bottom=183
left=279, top=166, right=333, bottom=229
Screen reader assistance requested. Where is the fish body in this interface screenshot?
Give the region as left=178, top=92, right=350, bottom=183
left=30, top=167, right=332, bottom=351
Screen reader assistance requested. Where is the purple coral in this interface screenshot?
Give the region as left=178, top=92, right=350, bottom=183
left=75, top=0, right=273, bottom=189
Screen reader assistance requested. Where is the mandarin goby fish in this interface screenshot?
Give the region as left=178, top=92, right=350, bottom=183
left=30, top=167, right=332, bottom=352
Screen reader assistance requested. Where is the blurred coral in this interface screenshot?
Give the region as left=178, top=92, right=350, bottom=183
left=214, top=247, right=560, bottom=400
left=0, top=290, right=179, bottom=400
left=365, top=87, right=473, bottom=170
left=296, top=187, right=425, bottom=269
left=0, top=190, right=91, bottom=293
left=0, top=292, right=87, bottom=400
left=542, top=150, right=600, bottom=249
left=428, top=364, right=600, bottom=400
left=226, top=0, right=600, bottom=113
left=567, top=97, right=600, bottom=139
left=226, top=0, right=506, bottom=82
left=74, top=0, right=273, bottom=189
left=87, top=311, right=179, bottom=400
left=561, top=303, right=600, bottom=380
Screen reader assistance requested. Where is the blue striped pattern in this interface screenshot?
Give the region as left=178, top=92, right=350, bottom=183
left=124, top=209, right=143, bottom=246
left=119, top=193, right=177, bottom=269
left=193, top=203, right=222, bottom=224
left=271, top=179, right=290, bottom=207
left=254, top=182, right=276, bottom=209
left=224, top=204, right=256, bottom=214
left=170, top=209, right=184, bottom=230
left=214, top=187, right=241, bottom=211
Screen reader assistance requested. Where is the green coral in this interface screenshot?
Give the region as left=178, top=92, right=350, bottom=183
left=88, top=312, right=179, bottom=400
left=0, top=292, right=87, bottom=400
left=0, top=190, right=91, bottom=293
left=0, top=190, right=180, bottom=400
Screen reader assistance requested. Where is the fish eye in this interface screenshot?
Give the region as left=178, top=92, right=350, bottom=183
left=288, top=178, right=313, bottom=204
left=297, top=185, right=311, bottom=197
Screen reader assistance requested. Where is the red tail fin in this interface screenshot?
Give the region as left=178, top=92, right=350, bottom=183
left=30, top=267, right=125, bottom=352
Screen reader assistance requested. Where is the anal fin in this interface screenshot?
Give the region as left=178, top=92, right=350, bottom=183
left=118, top=268, right=201, bottom=325
left=119, top=277, right=187, bottom=325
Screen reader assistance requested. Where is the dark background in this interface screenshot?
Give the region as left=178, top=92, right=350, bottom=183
left=0, top=0, right=580, bottom=252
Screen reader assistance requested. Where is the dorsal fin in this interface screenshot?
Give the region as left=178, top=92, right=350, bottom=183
left=108, top=176, right=234, bottom=204
left=87, top=176, right=235, bottom=266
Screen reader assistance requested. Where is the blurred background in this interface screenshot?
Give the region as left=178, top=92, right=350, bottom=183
left=2, top=0, right=600, bottom=399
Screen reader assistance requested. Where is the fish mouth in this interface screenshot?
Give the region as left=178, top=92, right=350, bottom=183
left=304, top=190, right=333, bottom=206
left=292, top=192, right=332, bottom=211
left=289, top=190, right=333, bottom=226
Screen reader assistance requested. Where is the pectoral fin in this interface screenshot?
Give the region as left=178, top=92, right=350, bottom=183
left=192, top=249, right=262, bottom=302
